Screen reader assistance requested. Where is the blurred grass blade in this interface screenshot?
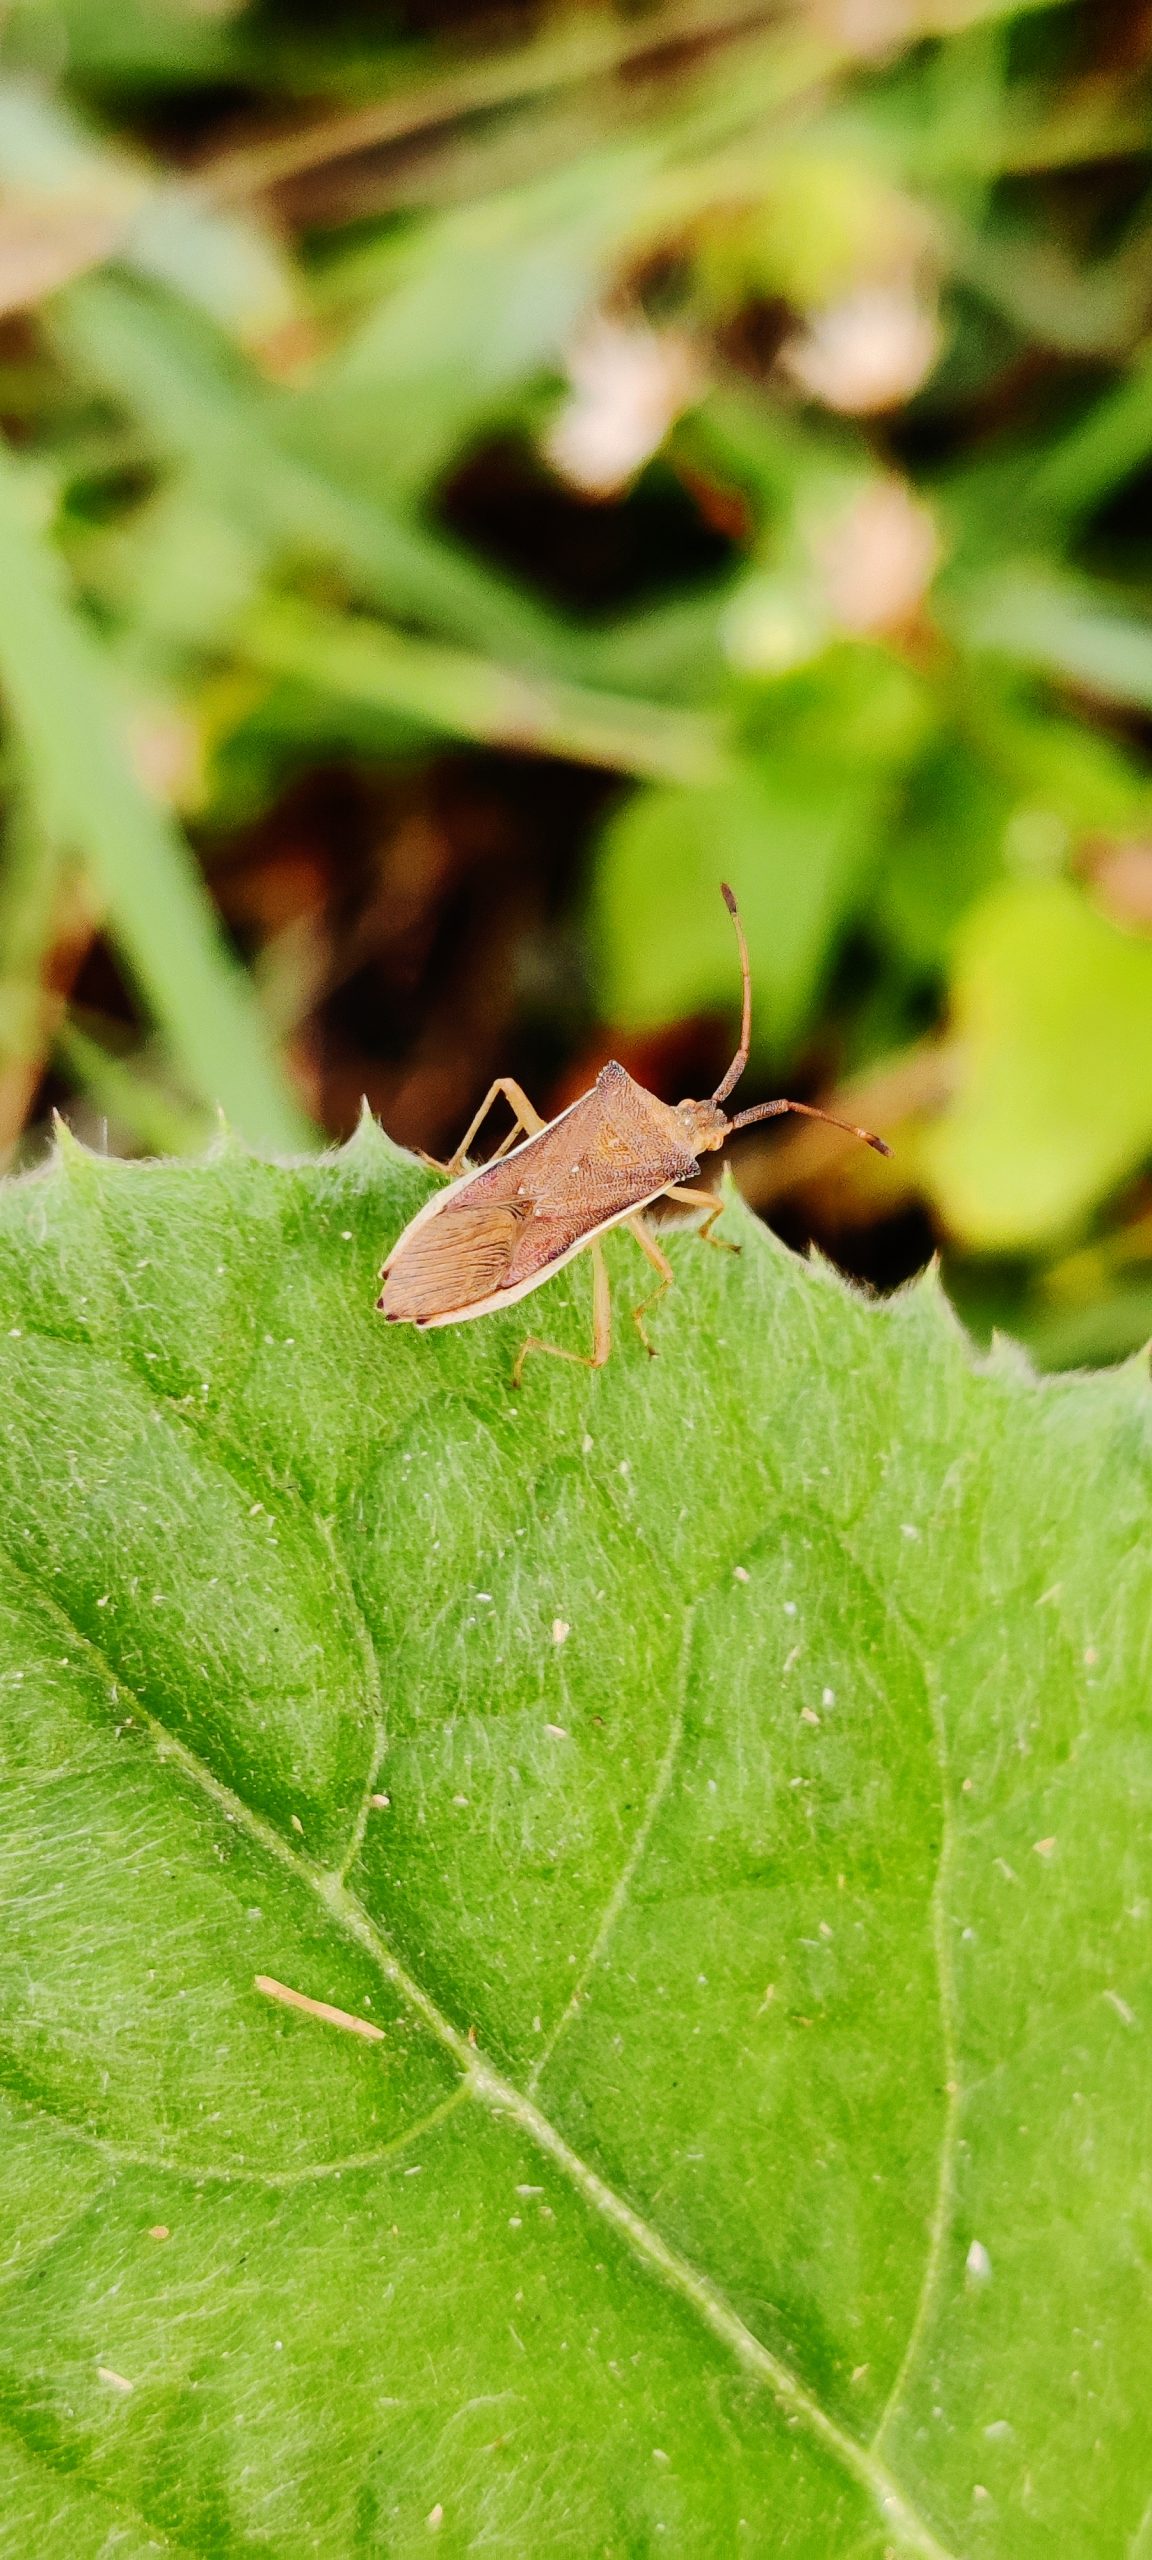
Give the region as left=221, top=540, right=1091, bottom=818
left=55, top=1018, right=212, bottom=1158
left=953, top=565, right=1152, bottom=712
left=203, top=0, right=783, bottom=204
left=54, top=276, right=580, bottom=670
left=0, top=80, right=295, bottom=340
left=291, top=157, right=649, bottom=506
left=1031, top=351, right=1152, bottom=518
left=0, top=791, right=81, bottom=1157
left=0, top=445, right=312, bottom=1151
left=241, top=597, right=726, bottom=783
left=0, top=791, right=67, bottom=1056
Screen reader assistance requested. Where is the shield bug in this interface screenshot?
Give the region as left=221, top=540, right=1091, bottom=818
left=378, top=884, right=890, bottom=1384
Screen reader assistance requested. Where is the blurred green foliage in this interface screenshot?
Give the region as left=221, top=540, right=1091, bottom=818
left=0, top=0, right=1150, bottom=1364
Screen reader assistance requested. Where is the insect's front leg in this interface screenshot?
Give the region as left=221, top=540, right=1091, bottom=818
left=625, top=1215, right=675, bottom=1355
left=663, top=1184, right=741, bottom=1252
left=512, top=1240, right=611, bottom=1388
left=448, top=1076, right=548, bottom=1176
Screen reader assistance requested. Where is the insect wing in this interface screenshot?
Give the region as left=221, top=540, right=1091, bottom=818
left=379, top=1197, right=529, bottom=1321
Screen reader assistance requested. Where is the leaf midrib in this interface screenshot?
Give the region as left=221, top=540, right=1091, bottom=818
left=0, top=1531, right=960, bottom=2560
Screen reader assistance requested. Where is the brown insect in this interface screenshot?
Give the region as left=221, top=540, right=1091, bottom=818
left=378, top=885, right=890, bottom=1385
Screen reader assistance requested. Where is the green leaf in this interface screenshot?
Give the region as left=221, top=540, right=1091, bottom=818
left=874, top=734, right=1010, bottom=972
left=591, top=759, right=874, bottom=1052
left=922, top=874, right=1152, bottom=1247
left=592, top=654, right=927, bottom=1053
left=2, top=1127, right=1152, bottom=2554
left=0, top=446, right=311, bottom=1154
left=953, top=565, right=1152, bottom=717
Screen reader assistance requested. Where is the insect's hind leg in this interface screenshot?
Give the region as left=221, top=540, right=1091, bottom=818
left=625, top=1215, right=675, bottom=1356
left=448, top=1077, right=547, bottom=1177
left=512, top=1241, right=611, bottom=1389
left=663, top=1184, right=740, bottom=1252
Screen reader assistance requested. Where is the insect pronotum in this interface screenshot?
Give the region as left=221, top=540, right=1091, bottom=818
left=378, top=884, right=890, bottom=1384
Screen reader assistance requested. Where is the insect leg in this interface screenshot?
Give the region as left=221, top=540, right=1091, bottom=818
left=663, top=1183, right=740, bottom=1252
left=448, top=1077, right=547, bottom=1176
left=625, top=1215, right=675, bottom=1355
left=512, top=1240, right=611, bottom=1388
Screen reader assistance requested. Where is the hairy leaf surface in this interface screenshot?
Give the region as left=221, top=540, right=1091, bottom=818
left=1, top=1126, right=1150, bottom=2557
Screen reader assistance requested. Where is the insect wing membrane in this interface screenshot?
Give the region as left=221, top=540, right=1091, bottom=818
left=380, top=1197, right=529, bottom=1321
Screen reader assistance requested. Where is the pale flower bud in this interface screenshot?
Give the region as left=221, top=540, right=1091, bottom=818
left=544, top=316, right=703, bottom=497
left=781, top=282, right=941, bottom=414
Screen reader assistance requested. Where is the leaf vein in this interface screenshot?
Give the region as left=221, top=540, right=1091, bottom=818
left=0, top=2087, right=468, bottom=2194
left=526, top=1601, right=696, bottom=2096
left=872, top=1658, right=961, bottom=2455
left=0, top=1549, right=958, bottom=2560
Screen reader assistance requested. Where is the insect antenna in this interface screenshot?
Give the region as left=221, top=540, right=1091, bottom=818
left=711, top=882, right=752, bottom=1107
left=726, top=1096, right=892, bottom=1156
left=709, top=885, right=891, bottom=1155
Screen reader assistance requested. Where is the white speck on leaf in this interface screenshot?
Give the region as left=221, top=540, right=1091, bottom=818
left=966, top=2240, right=992, bottom=2283
left=551, top=1619, right=570, bottom=1645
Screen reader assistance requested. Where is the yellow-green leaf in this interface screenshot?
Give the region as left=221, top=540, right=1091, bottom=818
left=924, top=875, right=1152, bottom=1248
